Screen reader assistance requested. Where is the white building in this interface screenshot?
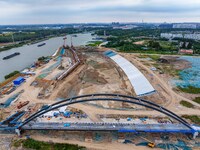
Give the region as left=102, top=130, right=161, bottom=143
left=173, top=24, right=197, bottom=29
left=104, top=50, right=156, bottom=97
left=161, top=33, right=200, bottom=40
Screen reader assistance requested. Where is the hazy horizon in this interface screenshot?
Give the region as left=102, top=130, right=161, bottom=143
left=0, top=0, right=200, bottom=25
left=1, top=22, right=200, bottom=26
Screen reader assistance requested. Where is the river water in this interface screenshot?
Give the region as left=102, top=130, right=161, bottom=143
left=0, top=33, right=93, bottom=82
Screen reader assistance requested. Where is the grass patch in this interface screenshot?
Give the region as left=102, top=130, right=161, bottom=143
left=180, top=100, right=194, bottom=108
left=0, top=112, right=3, bottom=121
left=87, top=41, right=103, bottom=47
left=193, top=97, right=200, bottom=104
left=0, top=73, right=21, bottom=88
left=137, top=54, right=160, bottom=61
left=178, top=86, right=200, bottom=94
left=12, top=138, right=85, bottom=150
left=182, top=115, right=200, bottom=125
left=12, top=139, right=24, bottom=147
left=148, top=55, right=160, bottom=61
left=152, top=63, right=180, bottom=77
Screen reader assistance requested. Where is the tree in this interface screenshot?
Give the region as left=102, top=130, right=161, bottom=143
left=148, top=40, right=161, bottom=50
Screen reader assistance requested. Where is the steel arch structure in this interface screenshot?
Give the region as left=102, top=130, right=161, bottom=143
left=18, top=94, right=194, bottom=132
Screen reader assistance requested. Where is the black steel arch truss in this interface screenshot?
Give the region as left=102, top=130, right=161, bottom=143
left=19, top=94, right=193, bottom=131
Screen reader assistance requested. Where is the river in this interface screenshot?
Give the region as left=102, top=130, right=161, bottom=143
left=0, top=33, right=94, bottom=82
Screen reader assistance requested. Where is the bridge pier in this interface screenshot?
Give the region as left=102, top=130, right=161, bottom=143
left=193, top=132, right=199, bottom=139
left=15, top=129, right=21, bottom=136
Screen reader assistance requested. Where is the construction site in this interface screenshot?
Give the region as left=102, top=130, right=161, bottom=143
left=0, top=37, right=200, bottom=150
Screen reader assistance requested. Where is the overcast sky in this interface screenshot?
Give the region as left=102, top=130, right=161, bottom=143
left=0, top=0, right=200, bottom=25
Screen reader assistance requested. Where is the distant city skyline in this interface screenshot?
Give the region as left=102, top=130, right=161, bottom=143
left=0, top=0, right=200, bottom=25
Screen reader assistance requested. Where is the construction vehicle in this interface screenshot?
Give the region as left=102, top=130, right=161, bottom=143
left=148, top=142, right=155, bottom=148
left=140, top=137, right=156, bottom=148
left=17, top=101, right=29, bottom=109
left=1, top=86, right=12, bottom=95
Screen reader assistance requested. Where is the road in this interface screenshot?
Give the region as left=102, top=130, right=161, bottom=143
left=121, top=53, right=200, bottom=109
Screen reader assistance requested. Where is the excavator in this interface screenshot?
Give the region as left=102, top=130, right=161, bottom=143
left=140, top=136, right=156, bottom=148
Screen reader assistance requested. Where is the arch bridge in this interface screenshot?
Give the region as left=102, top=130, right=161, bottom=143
left=0, top=94, right=199, bottom=138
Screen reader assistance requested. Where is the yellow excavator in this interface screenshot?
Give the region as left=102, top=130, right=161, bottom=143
left=140, top=137, right=156, bottom=148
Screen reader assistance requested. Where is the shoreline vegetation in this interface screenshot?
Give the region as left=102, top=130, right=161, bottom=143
left=0, top=28, right=80, bottom=53
left=178, top=86, right=200, bottom=94
left=86, top=41, right=103, bottom=47
left=0, top=35, right=60, bottom=53
left=4, top=70, right=20, bottom=80
left=0, top=72, right=21, bottom=88
left=0, top=70, right=20, bottom=87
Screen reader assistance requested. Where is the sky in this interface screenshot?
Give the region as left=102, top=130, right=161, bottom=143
left=0, top=0, right=200, bottom=25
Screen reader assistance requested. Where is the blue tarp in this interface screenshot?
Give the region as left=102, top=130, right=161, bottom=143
left=60, top=48, right=65, bottom=55
left=53, top=112, right=59, bottom=117
left=63, top=112, right=72, bottom=117
left=173, top=56, right=200, bottom=88
left=103, top=50, right=117, bottom=57
left=64, top=123, right=71, bottom=127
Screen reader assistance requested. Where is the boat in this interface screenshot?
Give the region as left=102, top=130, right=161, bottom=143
left=3, top=52, right=20, bottom=60
left=37, top=43, right=46, bottom=47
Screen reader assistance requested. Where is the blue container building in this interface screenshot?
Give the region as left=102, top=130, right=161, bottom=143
left=13, top=77, right=25, bottom=86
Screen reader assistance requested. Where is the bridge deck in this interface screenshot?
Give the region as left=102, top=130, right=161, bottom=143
left=0, top=111, right=25, bottom=125
left=22, top=123, right=194, bottom=133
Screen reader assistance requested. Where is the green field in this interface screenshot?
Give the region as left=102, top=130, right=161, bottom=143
left=87, top=41, right=103, bottom=47
left=193, top=97, right=200, bottom=104
left=13, top=139, right=85, bottom=150
left=178, top=86, right=200, bottom=94
left=180, top=100, right=194, bottom=108
left=182, top=115, right=200, bottom=125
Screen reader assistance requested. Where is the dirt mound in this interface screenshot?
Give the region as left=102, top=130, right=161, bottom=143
left=81, top=69, right=107, bottom=85
left=87, top=60, right=112, bottom=70
left=56, top=75, right=81, bottom=98
left=55, top=51, right=133, bottom=109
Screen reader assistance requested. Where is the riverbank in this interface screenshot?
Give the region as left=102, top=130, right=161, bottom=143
left=0, top=42, right=27, bottom=52
left=0, top=33, right=94, bottom=82
left=0, top=35, right=57, bottom=53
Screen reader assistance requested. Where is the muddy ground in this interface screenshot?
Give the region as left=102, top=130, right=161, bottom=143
left=55, top=51, right=135, bottom=109
left=160, top=56, right=191, bottom=70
